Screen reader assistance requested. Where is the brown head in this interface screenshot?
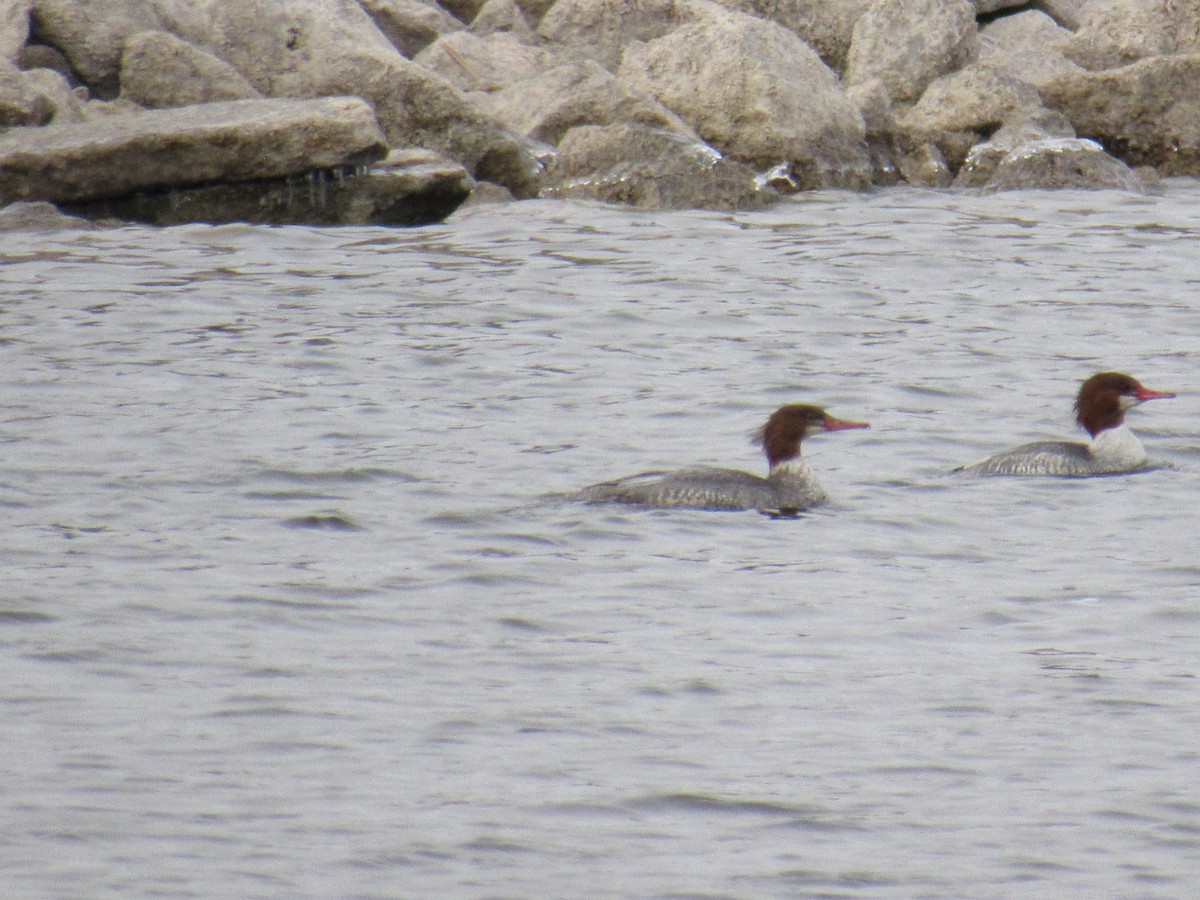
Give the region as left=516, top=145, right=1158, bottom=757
left=1074, top=372, right=1175, bottom=437
left=753, top=404, right=869, bottom=467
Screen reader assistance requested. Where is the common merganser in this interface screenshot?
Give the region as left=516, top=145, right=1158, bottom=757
left=575, top=404, right=869, bottom=513
left=957, top=372, right=1176, bottom=477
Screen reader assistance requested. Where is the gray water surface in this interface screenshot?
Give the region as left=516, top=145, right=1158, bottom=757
left=3, top=185, right=1199, bottom=898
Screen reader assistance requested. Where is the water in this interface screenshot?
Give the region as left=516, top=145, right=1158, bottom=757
left=2, top=184, right=1199, bottom=898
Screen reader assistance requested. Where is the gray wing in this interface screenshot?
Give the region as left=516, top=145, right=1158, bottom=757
left=956, top=441, right=1093, bottom=477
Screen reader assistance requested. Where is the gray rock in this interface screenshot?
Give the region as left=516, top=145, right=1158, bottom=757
left=477, top=59, right=696, bottom=144
left=0, top=199, right=93, bottom=230
left=845, top=0, right=977, bottom=103
left=1063, top=0, right=1200, bottom=71
left=63, top=147, right=474, bottom=225
left=973, top=0, right=1025, bottom=13
left=30, top=0, right=165, bottom=95
left=1041, top=53, right=1200, bottom=175
left=545, top=122, right=775, bottom=209
left=414, top=29, right=555, bottom=93
left=1036, top=0, right=1088, bottom=30
left=896, top=143, right=952, bottom=187
left=0, top=96, right=388, bottom=205
left=21, top=65, right=86, bottom=123
left=120, top=31, right=261, bottom=108
left=470, top=0, right=537, bottom=38
left=18, top=43, right=77, bottom=83
left=537, top=0, right=681, bottom=71
left=165, top=0, right=541, bottom=196
left=2, top=0, right=32, bottom=64
left=710, top=0, right=873, bottom=72
left=954, top=108, right=1077, bottom=185
left=0, top=62, right=50, bottom=126
left=618, top=0, right=869, bottom=187
left=357, top=0, right=462, bottom=57
left=979, top=10, right=1083, bottom=90
left=898, top=63, right=1043, bottom=169
left=978, top=138, right=1144, bottom=191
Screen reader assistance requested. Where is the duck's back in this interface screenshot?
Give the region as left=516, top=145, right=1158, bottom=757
left=957, top=440, right=1096, bottom=477
left=577, top=466, right=782, bottom=511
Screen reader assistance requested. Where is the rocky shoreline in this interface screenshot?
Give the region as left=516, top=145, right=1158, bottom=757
left=1, top=0, right=1198, bottom=225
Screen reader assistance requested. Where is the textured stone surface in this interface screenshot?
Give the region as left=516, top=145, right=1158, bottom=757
left=0, top=96, right=388, bottom=204
left=1, top=0, right=32, bottom=63
left=546, top=122, right=774, bottom=209
left=711, top=0, right=872, bottom=71
left=358, top=0, right=462, bottom=57
left=1041, top=53, right=1200, bottom=174
left=415, top=30, right=554, bottom=93
left=537, top=0, right=680, bottom=71
left=845, top=0, right=977, bottom=103
left=980, top=138, right=1144, bottom=192
left=1063, top=0, right=1200, bottom=71
left=979, top=10, right=1083, bottom=90
left=619, top=0, right=868, bottom=186
left=477, top=59, right=695, bottom=144
left=120, top=30, right=261, bottom=108
left=63, top=148, right=474, bottom=225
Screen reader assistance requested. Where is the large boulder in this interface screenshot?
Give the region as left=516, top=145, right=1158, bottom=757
left=0, top=96, right=388, bottom=204
left=414, top=29, right=556, bottom=93
left=711, top=0, right=873, bottom=72
left=2, top=0, right=32, bottom=64
left=119, top=30, right=261, bottom=108
left=30, top=0, right=166, bottom=96
left=20, top=65, right=86, bottom=123
left=898, top=63, right=1042, bottom=168
left=357, top=0, right=463, bottom=58
left=161, top=0, right=541, bottom=196
left=476, top=59, right=696, bottom=144
left=618, top=0, right=869, bottom=186
left=537, top=0, right=681, bottom=71
left=0, top=61, right=49, bottom=126
left=1063, top=0, right=1200, bottom=71
left=976, top=138, right=1144, bottom=192
left=978, top=10, right=1083, bottom=91
left=63, top=148, right=475, bottom=225
left=845, top=0, right=977, bottom=103
left=1040, top=53, right=1200, bottom=175
left=545, top=122, right=774, bottom=209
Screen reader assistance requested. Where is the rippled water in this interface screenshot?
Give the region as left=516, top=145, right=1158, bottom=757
left=3, top=184, right=1200, bottom=898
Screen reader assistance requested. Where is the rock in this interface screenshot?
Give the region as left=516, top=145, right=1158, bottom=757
left=537, top=0, right=681, bottom=71
left=975, top=138, right=1144, bottom=191
left=712, top=0, right=873, bottom=72
left=2, top=0, right=32, bottom=64
left=119, top=31, right=261, bottom=108
left=898, top=63, right=1043, bottom=168
left=63, top=148, right=475, bottom=225
left=30, top=0, right=165, bottom=96
left=0, top=62, right=51, bottom=126
left=979, top=10, right=1083, bottom=91
left=414, top=29, right=555, bottom=93
left=1063, top=0, right=1200, bottom=71
left=0, top=199, right=93, bottom=230
left=18, top=43, right=77, bottom=83
left=165, top=0, right=542, bottom=197
left=545, top=122, right=775, bottom=209
left=845, top=0, right=977, bottom=103
left=1041, top=53, right=1200, bottom=175
left=438, top=0, right=489, bottom=25
left=21, top=65, right=86, bottom=123
left=953, top=108, right=1076, bottom=185
left=1036, top=0, right=1088, bottom=30
left=357, top=0, right=463, bottom=57
left=618, top=0, right=869, bottom=187
left=0, top=96, right=388, bottom=205
left=470, top=0, right=537, bottom=39
left=477, top=59, right=696, bottom=144
left=896, top=142, right=952, bottom=186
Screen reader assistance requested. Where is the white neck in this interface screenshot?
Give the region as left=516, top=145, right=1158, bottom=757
left=1089, top=424, right=1147, bottom=472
